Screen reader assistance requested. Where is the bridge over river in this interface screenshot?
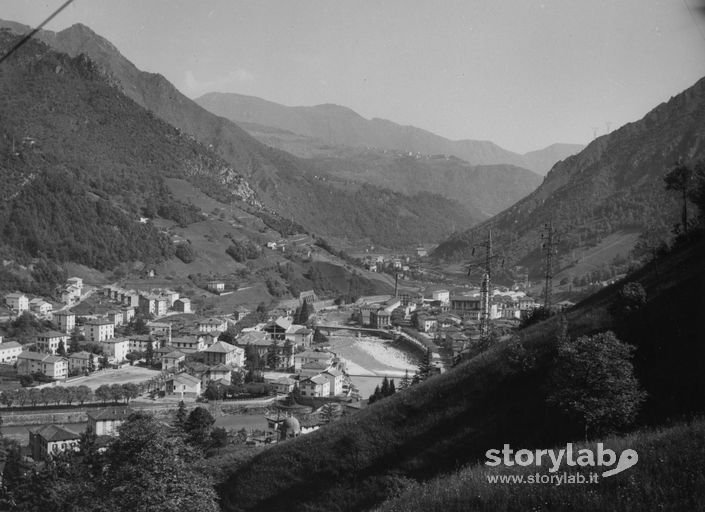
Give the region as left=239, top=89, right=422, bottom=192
left=315, top=324, right=395, bottom=338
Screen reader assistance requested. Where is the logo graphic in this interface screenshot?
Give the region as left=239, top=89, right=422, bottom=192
left=485, top=443, right=638, bottom=478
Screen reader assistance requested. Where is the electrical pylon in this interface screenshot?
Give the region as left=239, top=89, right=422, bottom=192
left=541, top=222, right=558, bottom=311
left=466, top=229, right=502, bottom=338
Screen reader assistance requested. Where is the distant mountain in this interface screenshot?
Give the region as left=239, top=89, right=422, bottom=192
left=195, top=91, right=583, bottom=174
left=306, top=150, right=541, bottom=217
left=0, top=21, right=481, bottom=249
left=433, top=76, right=705, bottom=273
left=522, top=142, right=585, bottom=176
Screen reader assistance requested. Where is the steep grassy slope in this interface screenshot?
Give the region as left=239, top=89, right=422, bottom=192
left=219, top=237, right=705, bottom=512
left=0, top=20, right=482, bottom=247
left=433, top=76, right=705, bottom=273
left=196, top=92, right=583, bottom=174
left=376, top=419, right=705, bottom=512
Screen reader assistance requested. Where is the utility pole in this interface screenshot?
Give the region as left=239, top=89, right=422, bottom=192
left=467, top=229, right=501, bottom=339
left=541, top=222, right=558, bottom=311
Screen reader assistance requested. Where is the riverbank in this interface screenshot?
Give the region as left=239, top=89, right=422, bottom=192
left=326, top=334, right=418, bottom=396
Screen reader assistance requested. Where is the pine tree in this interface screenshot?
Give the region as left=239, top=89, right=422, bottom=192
left=56, top=340, right=66, bottom=357
left=145, top=337, right=154, bottom=367
left=69, top=326, right=82, bottom=353
left=399, top=370, right=411, bottom=390
left=389, top=379, right=396, bottom=395
left=380, top=377, right=390, bottom=396
left=174, top=400, right=187, bottom=431
left=415, top=348, right=434, bottom=383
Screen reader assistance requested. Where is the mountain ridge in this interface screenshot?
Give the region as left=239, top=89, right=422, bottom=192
left=195, top=90, right=583, bottom=174
left=433, top=75, right=705, bottom=274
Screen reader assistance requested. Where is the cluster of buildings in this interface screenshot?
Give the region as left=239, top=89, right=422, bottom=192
left=350, top=287, right=542, bottom=361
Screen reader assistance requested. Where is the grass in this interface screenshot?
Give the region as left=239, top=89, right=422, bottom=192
left=217, top=237, right=705, bottom=512
left=375, top=418, right=705, bottom=512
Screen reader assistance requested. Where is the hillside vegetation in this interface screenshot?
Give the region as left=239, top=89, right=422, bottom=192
left=433, top=76, right=705, bottom=275
left=0, top=31, right=253, bottom=271
left=376, top=419, right=705, bottom=512
left=219, top=233, right=705, bottom=511
left=0, top=20, right=483, bottom=248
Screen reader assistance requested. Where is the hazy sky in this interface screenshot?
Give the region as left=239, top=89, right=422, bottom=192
left=4, top=1, right=705, bottom=153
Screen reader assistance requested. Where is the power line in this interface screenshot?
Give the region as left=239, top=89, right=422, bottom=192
left=0, top=0, right=76, bottom=66
left=682, top=0, right=705, bottom=46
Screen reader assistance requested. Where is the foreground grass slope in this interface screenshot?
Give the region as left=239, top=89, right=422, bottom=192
left=376, top=419, right=705, bottom=512
left=219, top=238, right=705, bottom=512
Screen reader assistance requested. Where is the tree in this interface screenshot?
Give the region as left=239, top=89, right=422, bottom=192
left=296, top=301, right=310, bottom=325
left=611, top=282, right=647, bottom=319
left=267, top=338, right=280, bottom=370
left=399, top=370, right=411, bottom=390
left=415, top=348, right=434, bottom=384
left=547, top=331, right=646, bottom=440
left=40, top=387, right=55, bottom=406
left=28, top=388, right=41, bottom=406
left=210, top=427, right=228, bottom=450
left=95, top=384, right=111, bottom=404
left=664, top=162, right=695, bottom=234
left=109, top=384, right=124, bottom=404
left=145, top=337, right=155, bottom=367
left=87, top=352, right=96, bottom=373
left=75, top=385, right=92, bottom=405
left=368, top=385, right=383, bottom=405
left=64, top=386, right=77, bottom=405
left=104, top=412, right=220, bottom=511
left=184, top=407, right=215, bottom=447
left=69, top=326, right=83, bottom=354
left=320, top=402, right=339, bottom=424
left=56, top=340, right=66, bottom=357
left=121, top=383, right=139, bottom=403
left=174, top=400, right=187, bottom=430
left=99, top=355, right=110, bottom=370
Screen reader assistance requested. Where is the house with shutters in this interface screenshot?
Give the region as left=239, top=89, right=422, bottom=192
left=203, top=341, right=243, bottom=367
left=17, top=352, right=68, bottom=380
left=299, top=375, right=330, bottom=398
left=166, top=373, right=201, bottom=398
left=53, top=310, right=76, bottom=333
left=85, top=319, right=115, bottom=343
left=29, top=425, right=81, bottom=460
left=4, top=293, right=28, bottom=313
left=68, top=351, right=99, bottom=373
left=29, top=298, right=53, bottom=317
left=87, top=407, right=133, bottom=436
left=0, top=340, right=23, bottom=364
left=36, top=331, right=69, bottom=354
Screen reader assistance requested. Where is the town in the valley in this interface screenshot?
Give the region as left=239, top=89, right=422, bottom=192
left=0, top=249, right=571, bottom=458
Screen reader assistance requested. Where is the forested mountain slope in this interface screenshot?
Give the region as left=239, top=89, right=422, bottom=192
left=434, top=76, right=705, bottom=272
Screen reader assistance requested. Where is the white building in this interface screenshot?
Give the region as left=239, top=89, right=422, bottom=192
left=17, top=352, right=68, bottom=380
left=0, top=340, right=23, bottom=363
left=29, top=298, right=53, bottom=316
left=101, top=338, right=130, bottom=363
left=36, top=331, right=69, bottom=354
left=432, top=290, right=450, bottom=305
left=4, top=293, right=28, bottom=313
left=85, top=319, right=115, bottom=343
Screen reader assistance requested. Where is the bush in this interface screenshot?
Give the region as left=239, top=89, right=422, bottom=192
left=175, top=243, right=196, bottom=263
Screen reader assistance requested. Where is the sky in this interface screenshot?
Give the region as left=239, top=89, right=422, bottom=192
left=3, top=0, right=705, bottom=153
